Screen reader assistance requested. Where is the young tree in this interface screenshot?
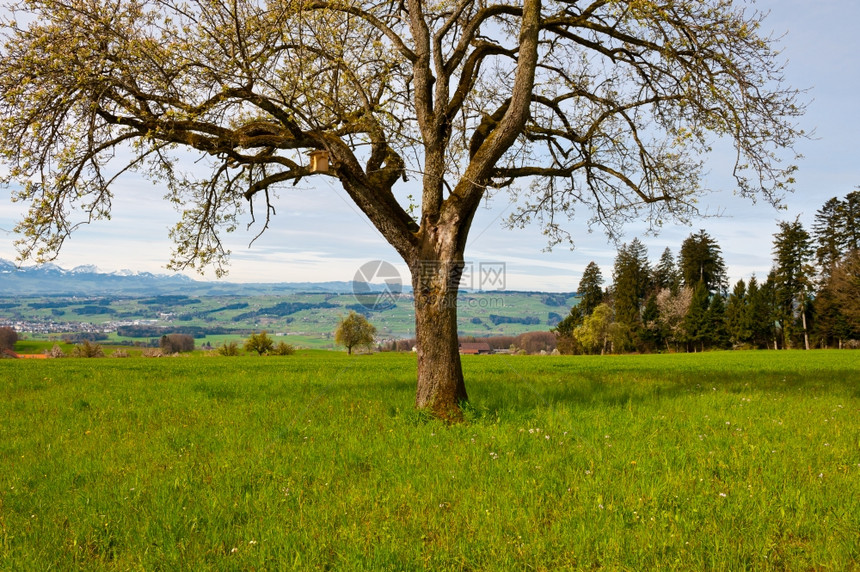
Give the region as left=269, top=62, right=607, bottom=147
left=656, top=286, right=693, bottom=352
left=574, top=303, right=613, bottom=355
left=0, top=0, right=806, bottom=416
left=244, top=331, right=275, bottom=356
left=335, top=312, right=377, bottom=355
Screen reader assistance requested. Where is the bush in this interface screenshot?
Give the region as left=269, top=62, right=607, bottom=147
left=0, top=326, right=18, bottom=351
left=272, top=341, right=295, bottom=356
left=112, top=349, right=130, bottom=358
left=72, top=340, right=104, bottom=358
left=217, top=341, right=241, bottom=356
left=142, top=348, right=163, bottom=358
left=160, top=333, right=195, bottom=354
left=45, top=344, right=66, bottom=358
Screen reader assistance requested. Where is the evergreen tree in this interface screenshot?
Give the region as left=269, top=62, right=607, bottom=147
left=772, top=218, right=814, bottom=349
left=683, top=281, right=711, bottom=352
left=829, top=249, right=860, bottom=334
left=653, top=247, right=681, bottom=293
left=746, top=276, right=774, bottom=349
left=553, top=261, right=604, bottom=354
left=754, top=272, right=781, bottom=349
left=639, top=293, right=663, bottom=352
left=578, top=262, right=606, bottom=317
left=705, top=293, right=730, bottom=350
left=813, top=274, right=855, bottom=348
left=612, top=238, right=651, bottom=329
left=679, top=230, right=728, bottom=293
left=812, top=190, right=860, bottom=278
left=725, top=279, right=752, bottom=347
left=812, top=197, right=846, bottom=277
left=842, top=190, right=860, bottom=252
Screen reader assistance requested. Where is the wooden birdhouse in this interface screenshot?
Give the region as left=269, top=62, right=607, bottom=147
left=308, top=150, right=329, bottom=173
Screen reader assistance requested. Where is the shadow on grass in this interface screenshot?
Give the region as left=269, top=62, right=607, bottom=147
left=463, top=355, right=860, bottom=419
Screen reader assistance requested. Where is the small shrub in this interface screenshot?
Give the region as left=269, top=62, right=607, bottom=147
left=142, top=348, right=163, bottom=358
left=72, top=340, right=104, bottom=358
left=112, top=349, right=130, bottom=358
left=272, top=341, right=295, bottom=356
left=217, top=341, right=241, bottom=356
left=45, top=344, right=66, bottom=358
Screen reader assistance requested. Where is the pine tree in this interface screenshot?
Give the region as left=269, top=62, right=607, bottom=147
left=746, top=275, right=776, bottom=349
left=813, top=197, right=845, bottom=277
left=679, top=230, right=728, bottom=293
left=683, top=281, right=711, bottom=352
left=813, top=275, right=855, bottom=348
left=653, top=247, right=681, bottom=293
left=725, top=279, right=752, bottom=347
left=772, top=218, right=814, bottom=349
left=553, top=261, right=604, bottom=354
left=578, top=262, right=606, bottom=317
left=829, top=249, right=860, bottom=333
left=612, top=238, right=651, bottom=329
left=706, top=293, right=730, bottom=349
left=639, top=293, right=662, bottom=352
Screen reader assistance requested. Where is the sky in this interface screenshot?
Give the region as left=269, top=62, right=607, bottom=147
left=1, top=0, right=858, bottom=292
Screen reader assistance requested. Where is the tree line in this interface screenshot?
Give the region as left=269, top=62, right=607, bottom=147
left=554, top=191, right=860, bottom=354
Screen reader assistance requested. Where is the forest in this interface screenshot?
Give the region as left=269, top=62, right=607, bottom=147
left=554, top=190, right=860, bottom=354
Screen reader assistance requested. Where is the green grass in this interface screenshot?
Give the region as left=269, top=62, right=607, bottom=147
left=1, top=350, right=858, bottom=570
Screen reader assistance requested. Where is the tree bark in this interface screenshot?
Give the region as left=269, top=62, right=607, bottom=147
left=801, top=304, right=810, bottom=350
left=409, top=253, right=468, bottom=420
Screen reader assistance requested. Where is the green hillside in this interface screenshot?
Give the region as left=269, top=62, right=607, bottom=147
left=1, top=291, right=578, bottom=344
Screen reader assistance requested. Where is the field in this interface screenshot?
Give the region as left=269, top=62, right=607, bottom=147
left=3, top=290, right=576, bottom=342
left=1, top=350, right=859, bottom=570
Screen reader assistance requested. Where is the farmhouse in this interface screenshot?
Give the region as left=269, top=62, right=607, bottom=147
left=459, top=342, right=492, bottom=355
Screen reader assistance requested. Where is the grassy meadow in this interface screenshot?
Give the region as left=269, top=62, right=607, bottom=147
left=1, top=350, right=858, bottom=570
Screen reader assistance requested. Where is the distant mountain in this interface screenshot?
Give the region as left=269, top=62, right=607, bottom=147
left=0, top=258, right=406, bottom=296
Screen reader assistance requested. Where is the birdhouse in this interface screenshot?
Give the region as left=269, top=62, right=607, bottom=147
left=308, top=150, right=329, bottom=173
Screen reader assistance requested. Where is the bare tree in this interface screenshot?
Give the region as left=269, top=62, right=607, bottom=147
left=0, top=0, right=805, bottom=417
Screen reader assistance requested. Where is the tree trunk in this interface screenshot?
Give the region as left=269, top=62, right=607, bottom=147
left=801, top=306, right=810, bottom=350
left=410, top=256, right=468, bottom=420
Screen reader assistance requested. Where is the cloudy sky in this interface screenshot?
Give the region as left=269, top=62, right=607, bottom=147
left=1, top=0, right=857, bottom=292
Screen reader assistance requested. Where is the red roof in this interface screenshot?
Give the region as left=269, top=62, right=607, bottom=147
left=459, top=342, right=492, bottom=354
